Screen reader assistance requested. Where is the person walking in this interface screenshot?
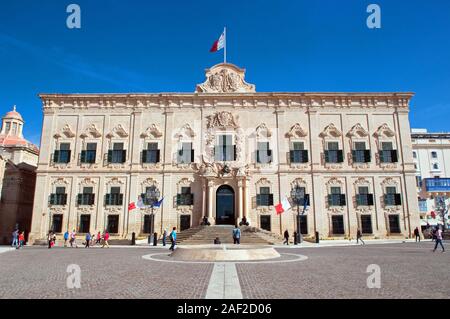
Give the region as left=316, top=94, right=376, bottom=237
left=63, top=230, right=69, bottom=247
left=414, top=227, right=421, bottom=242
left=357, top=229, right=365, bottom=245
left=69, top=230, right=77, bottom=248
left=11, top=229, right=19, bottom=248
left=232, top=225, right=241, bottom=245
left=85, top=233, right=91, bottom=248
left=162, top=229, right=167, bottom=247
left=18, top=231, right=25, bottom=248
left=432, top=226, right=445, bottom=253
left=95, top=231, right=101, bottom=246
left=169, top=227, right=177, bottom=251
left=102, top=231, right=110, bottom=248
left=47, top=232, right=53, bottom=249
left=283, top=230, right=290, bottom=245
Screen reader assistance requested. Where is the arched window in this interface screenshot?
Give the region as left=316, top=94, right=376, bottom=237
left=433, top=163, right=439, bottom=170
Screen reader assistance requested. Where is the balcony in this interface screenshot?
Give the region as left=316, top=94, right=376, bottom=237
left=290, top=150, right=309, bottom=163
left=49, top=194, right=67, bottom=206
left=107, top=150, right=126, bottom=164
left=356, top=194, right=374, bottom=206
left=142, top=150, right=160, bottom=163
left=379, top=150, right=398, bottom=163
left=176, top=193, right=194, bottom=206
left=105, top=193, right=124, bottom=206
left=324, top=150, right=344, bottom=163
left=256, top=194, right=274, bottom=206
left=423, top=178, right=450, bottom=192
left=328, top=194, right=346, bottom=206
left=352, top=150, right=371, bottom=163
left=77, top=194, right=95, bottom=206
left=215, top=145, right=236, bottom=161
left=53, top=150, right=71, bottom=164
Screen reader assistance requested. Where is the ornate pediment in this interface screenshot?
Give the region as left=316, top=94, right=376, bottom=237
left=54, top=124, right=76, bottom=139
left=207, top=111, right=239, bottom=129
left=286, top=123, right=308, bottom=138
left=374, top=123, right=395, bottom=138
left=141, top=124, right=163, bottom=139
left=347, top=123, right=369, bottom=138
left=175, top=124, right=196, bottom=139
left=80, top=124, right=102, bottom=138
left=196, top=63, right=256, bottom=93
left=106, top=124, right=129, bottom=138
left=320, top=123, right=342, bottom=138
left=256, top=123, right=272, bottom=138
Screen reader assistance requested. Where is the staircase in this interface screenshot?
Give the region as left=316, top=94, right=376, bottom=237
left=177, top=225, right=281, bottom=245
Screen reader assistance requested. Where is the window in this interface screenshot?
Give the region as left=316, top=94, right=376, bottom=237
left=432, top=163, right=439, bottom=170
left=291, top=187, right=309, bottom=206
left=177, top=187, right=194, bottom=205
left=257, top=142, right=272, bottom=164
left=356, top=186, right=374, bottom=206
left=298, top=215, right=308, bottom=235
left=290, top=142, right=308, bottom=163
left=379, top=142, right=398, bottom=163
left=384, top=187, right=401, bottom=206
left=81, top=143, right=97, bottom=164
left=328, top=187, right=346, bottom=206
left=142, top=143, right=160, bottom=163
left=54, top=143, right=71, bottom=163
left=361, top=215, right=373, bottom=234
left=178, top=142, right=194, bottom=164
left=257, top=187, right=274, bottom=206
left=413, top=152, right=417, bottom=159
left=52, top=214, right=63, bottom=233
left=105, top=187, right=123, bottom=206
left=215, top=135, right=235, bottom=161
left=325, top=142, right=343, bottom=163
left=108, top=143, right=126, bottom=163
left=431, top=151, right=438, bottom=159
left=331, top=215, right=345, bottom=234
left=388, top=215, right=401, bottom=233
left=352, top=142, right=371, bottom=163
left=416, top=176, right=422, bottom=188
left=107, top=215, right=119, bottom=234
left=260, top=215, right=271, bottom=231
left=12, top=123, right=17, bottom=135
left=4, top=122, right=11, bottom=133
left=78, top=215, right=91, bottom=233
left=418, top=199, right=427, bottom=212
left=49, top=187, right=67, bottom=205
left=77, top=187, right=95, bottom=206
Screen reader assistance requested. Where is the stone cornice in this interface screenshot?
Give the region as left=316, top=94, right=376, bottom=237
left=39, top=92, right=414, bottom=111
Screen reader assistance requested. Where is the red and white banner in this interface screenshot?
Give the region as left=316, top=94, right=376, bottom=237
left=275, top=198, right=292, bottom=215
left=210, top=30, right=226, bottom=53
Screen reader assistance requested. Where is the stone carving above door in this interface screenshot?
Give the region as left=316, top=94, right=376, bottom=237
left=206, top=111, right=239, bottom=129
left=196, top=63, right=256, bottom=93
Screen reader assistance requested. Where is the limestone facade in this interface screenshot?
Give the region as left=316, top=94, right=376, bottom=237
left=29, top=63, right=420, bottom=242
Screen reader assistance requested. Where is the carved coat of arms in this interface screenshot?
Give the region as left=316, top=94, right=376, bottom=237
left=196, top=64, right=256, bottom=93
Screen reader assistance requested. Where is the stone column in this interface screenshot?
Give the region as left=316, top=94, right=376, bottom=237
left=245, top=178, right=251, bottom=223
left=202, top=179, right=207, bottom=220
left=238, top=180, right=244, bottom=222
left=208, top=180, right=214, bottom=224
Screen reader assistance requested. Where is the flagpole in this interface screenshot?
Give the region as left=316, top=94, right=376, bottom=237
left=224, top=26, right=227, bottom=64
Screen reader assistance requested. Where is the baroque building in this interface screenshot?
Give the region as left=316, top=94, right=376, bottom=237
left=0, top=107, right=39, bottom=244
left=29, top=63, right=420, bottom=243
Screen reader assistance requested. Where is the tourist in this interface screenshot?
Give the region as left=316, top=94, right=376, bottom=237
left=63, top=230, right=69, bottom=247
left=70, top=230, right=77, bottom=248
left=214, top=237, right=221, bottom=244
left=432, top=226, right=445, bottom=253
left=239, top=216, right=249, bottom=226
left=102, top=231, right=110, bottom=248
left=18, top=231, right=25, bottom=248
left=357, top=229, right=365, bottom=245
left=85, top=232, right=91, bottom=248
left=232, top=225, right=241, bottom=245
left=414, top=227, right=421, bottom=242
left=162, top=229, right=167, bottom=246
left=95, top=231, right=102, bottom=245
left=169, top=227, right=177, bottom=251
left=47, top=231, right=53, bottom=249
left=11, top=229, right=19, bottom=248
left=283, top=230, right=290, bottom=245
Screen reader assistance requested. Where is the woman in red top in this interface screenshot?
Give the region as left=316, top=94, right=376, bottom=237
left=18, top=232, right=25, bottom=248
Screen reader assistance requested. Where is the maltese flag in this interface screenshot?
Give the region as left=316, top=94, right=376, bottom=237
left=275, top=198, right=291, bottom=215
left=210, top=30, right=226, bottom=52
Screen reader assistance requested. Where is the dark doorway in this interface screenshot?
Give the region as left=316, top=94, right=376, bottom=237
left=180, top=215, right=191, bottom=231
left=143, top=215, right=154, bottom=234
left=52, top=214, right=63, bottom=233
left=388, top=215, right=401, bottom=233
left=331, top=215, right=345, bottom=234
left=216, top=185, right=235, bottom=225
left=260, top=215, right=271, bottom=231
left=361, top=215, right=373, bottom=234
left=298, top=215, right=308, bottom=234
left=107, top=215, right=119, bottom=234
left=78, top=215, right=91, bottom=233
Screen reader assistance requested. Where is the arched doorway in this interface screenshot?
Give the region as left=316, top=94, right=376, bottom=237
left=216, top=185, right=235, bottom=225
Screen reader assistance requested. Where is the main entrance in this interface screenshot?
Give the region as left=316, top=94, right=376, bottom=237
left=216, top=185, right=235, bottom=225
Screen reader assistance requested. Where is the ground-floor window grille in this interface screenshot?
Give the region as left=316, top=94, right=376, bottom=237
left=52, top=214, right=63, bottom=233
left=331, top=215, right=345, bottom=234
left=78, top=215, right=91, bottom=233
left=107, top=215, right=119, bottom=234
left=360, top=215, right=373, bottom=234
left=388, top=215, right=401, bottom=233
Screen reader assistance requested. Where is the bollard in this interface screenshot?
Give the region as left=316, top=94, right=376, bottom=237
left=315, top=231, right=320, bottom=244
left=153, top=232, right=158, bottom=246
left=131, top=232, right=136, bottom=246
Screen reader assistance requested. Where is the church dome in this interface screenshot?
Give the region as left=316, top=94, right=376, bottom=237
left=3, top=106, right=24, bottom=122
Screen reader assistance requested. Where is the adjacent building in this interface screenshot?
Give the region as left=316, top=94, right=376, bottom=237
left=0, top=107, right=39, bottom=244
left=411, top=129, right=450, bottom=229
left=29, top=63, right=420, bottom=243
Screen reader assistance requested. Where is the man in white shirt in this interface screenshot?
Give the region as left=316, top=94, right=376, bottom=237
left=432, top=227, right=445, bottom=253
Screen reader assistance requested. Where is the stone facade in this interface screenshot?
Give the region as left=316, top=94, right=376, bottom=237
left=29, top=63, right=420, bottom=243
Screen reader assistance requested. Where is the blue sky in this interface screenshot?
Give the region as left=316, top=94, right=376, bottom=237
left=0, top=0, right=449, bottom=146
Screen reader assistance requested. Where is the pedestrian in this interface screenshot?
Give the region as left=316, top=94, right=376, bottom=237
left=357, top=229, right=365, bottom=245
left=47, top=232, right=53, bottom=249
left=11, top=229, right=19, bottom=248
left=18, top=231, right=25, bottom=248
left=63, top=230, right=69, bottom=247
left=414, top=227, right=421, bottom=242
left=95, top=231, right=101, bottom=245
left=169, top=227, right=177, bottom=251
left=162, top=229, right=167, bottom=247
left=283, top=230, right=290, bottom=245
left=85, top=232, right=91, bottom=248
left=70, top=230, right=77, bottom=248
left=232, top=225, right=241, bottom=245
left=431, top=227, right=437, bottom=242
left=102, top=231, right=110, bottom=248
left=432, top=226, right=445, bottom=253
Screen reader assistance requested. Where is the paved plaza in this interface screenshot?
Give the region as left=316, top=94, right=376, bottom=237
left=0, top=241, right=448, bottom=299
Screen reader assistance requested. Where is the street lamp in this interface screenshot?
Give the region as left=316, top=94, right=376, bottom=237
left=145, top=186, right=161, bottom=238
left=291, top=185, right=306, bottom=244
